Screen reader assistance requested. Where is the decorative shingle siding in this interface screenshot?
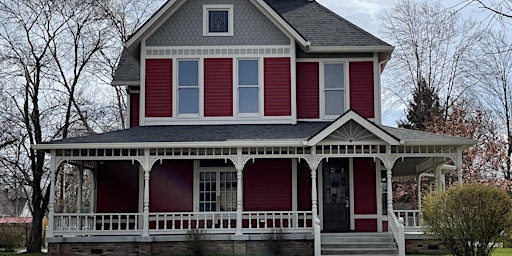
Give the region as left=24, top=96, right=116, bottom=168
left=297, top=62, right=319, bottom=119
left=145, top=59, right=172, bottom=117
left=349, top=61, right=375, bottom=118
left=146, top=0, right=290, bottom=46
left=243, top=159, right=292, bottom=211
left=204, top=58, right=233, bottom=117
left=264, top=57, right=291, bottom=116
left=96, top=161, right=139, bottom=213
left=150, top=160, right=193, bottom=212
left=130, top=93, right=139, bottom=127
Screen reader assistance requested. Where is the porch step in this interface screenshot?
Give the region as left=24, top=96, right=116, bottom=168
left=321, top=233, right=398, bottom=256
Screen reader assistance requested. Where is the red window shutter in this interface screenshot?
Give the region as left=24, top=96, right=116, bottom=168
left=145, top=59, right=173, bottom=117
left=349, top=61, right=375, bottom=118
left=297, top=62, right=319, bottom=119
left=264, top=58, right=291, bottom=116
left=204, top=58, right=233, bottom=117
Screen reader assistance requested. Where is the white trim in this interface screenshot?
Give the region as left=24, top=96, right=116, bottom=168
left=353, top=214, right=379, bottom=219
left=292, top=159, right=298, bottom=212
left=127, top=91, right=132, bottom=128
left=193, top=160, right=199, bottom=211
left=145, top=45, right=292, bottom=58
left=140, top=40, right=147, bottom=127
left=290, top=41, right=297, bottom=124
left=296, top=58, right=375, bottom=63
left=373, top=54, right=382, bottom=125
left=349, top=158, right=355, bottom=231
left=128, top=117, right=295, bottom=126
left=203, top=5, right=234, bottom=37
left=306, top=110, right=401, bottom=146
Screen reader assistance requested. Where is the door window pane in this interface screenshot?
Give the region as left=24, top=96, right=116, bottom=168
left=199, top=170, right=236, bottom=212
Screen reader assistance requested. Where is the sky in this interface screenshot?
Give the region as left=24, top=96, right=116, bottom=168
left=315, top=0, right=495, bottom=126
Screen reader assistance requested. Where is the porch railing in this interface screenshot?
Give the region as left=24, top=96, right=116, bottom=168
left=388, top=209, right=405, bottom=256
left=394, top=210, right=422, bottom=231
left=53, top=211, right=313, bottom=236
left=53, top=213, right=143, bottom=236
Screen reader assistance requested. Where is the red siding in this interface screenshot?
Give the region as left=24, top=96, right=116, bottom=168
left=150, top=160, right=193, bottom=212
left=353, top=158, right=377, bottom=214
left=264, top=58, right=291, bottom=116
left=382, top=221, right=388, bottom=232
left=130, top=93, right=139, bottom=127
left=297, top=62, right=319, bottom=119
left=355, top=219, right=378, bottom=232
left=349, top=61, right=374, bottom=118
left=145, top=59, right=172, bottom=117
left=204, top=58, right=233, bottom=117
left=96, top=161, right=139, bottom=213
left=244, top=159, right=292, bottom=211
left=297, top=160, right=312, bottom=211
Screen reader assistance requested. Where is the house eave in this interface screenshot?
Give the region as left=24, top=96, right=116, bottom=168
left=306, top=46, right=395, bottom=53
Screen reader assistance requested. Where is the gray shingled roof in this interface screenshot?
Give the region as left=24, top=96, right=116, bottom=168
left=263, top=0, right=391, bottom=47
left=112, top=49, right=140, bottom=85
left=40, top=122, right=475, bottom=147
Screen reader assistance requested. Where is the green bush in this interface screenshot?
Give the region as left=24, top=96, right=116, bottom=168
left=0, top=226, right=25, bottom=252
left=422, top=184, right=512, bottom=256
left=264, top=228, right=285, bottom=256
left=186, top=229, right=206, bottom=256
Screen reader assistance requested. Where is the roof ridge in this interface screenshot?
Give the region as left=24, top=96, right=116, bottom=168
left=311, top=0, right=390, bottom=46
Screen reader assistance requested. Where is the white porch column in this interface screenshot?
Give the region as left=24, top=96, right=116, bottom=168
left=305, top=152, right=322, bottom=256
left=142, top=149, right=151, bottom=237
left=235, top=148, right=244, bottom=236
left=456, top=146, right=463, bottom=185
left=47, top=150, right=57, bottom=238
left=386, top=167, right=393, bottom=212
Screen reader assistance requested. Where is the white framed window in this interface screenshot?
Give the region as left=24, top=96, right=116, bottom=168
left=321, top=62, right=346, bottom=119
left=195, top=160, right=237, bottom=212
left=177, top=59, right=200, bottom=115
left=237, top=59, right=260, bottom=115
left=203, top=5, right=234, bottom=37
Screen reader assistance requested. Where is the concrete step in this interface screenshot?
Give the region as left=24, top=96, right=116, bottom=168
left=321, top=233, right=398, bottom=255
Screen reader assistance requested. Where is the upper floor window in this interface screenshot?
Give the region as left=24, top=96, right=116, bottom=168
left=237, top=59, right=260, bottom=115
left=203, top=5, right=233, bottom=37
left=322, top=63, right=346, bottom=118
left=178, top=60, right=199, bottom=115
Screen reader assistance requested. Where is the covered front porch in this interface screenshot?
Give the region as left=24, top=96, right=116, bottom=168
left=34, top=111, right=475, bottom=256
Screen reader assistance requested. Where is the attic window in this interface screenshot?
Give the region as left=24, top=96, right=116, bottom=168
left=203, top=5, right=233, bottom=36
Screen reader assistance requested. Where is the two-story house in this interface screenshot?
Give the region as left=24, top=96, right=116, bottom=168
left=34, top=0, right=476, bottom=255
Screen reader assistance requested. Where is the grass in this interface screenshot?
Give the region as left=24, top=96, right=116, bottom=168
left=0, top=253, right=46, bottom=256
left=408, top=248, right=512, bottom=255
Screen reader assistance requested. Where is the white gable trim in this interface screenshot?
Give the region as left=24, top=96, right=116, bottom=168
left=124, top=0, right=309, bottom=56
left=305, top=110, right=402, bottom=146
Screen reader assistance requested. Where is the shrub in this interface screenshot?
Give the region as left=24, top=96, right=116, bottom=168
left=265, top=228, right=285, bottom=256
left=0, top=226, right=25, bottom=252
left=422, top=184, right=512, bottom=256
left=186, top=229, right=206, bottom=256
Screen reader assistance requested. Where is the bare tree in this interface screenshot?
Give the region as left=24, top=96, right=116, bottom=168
left=469, top=0, right=512, bottom=20
left=475, top=31, right=512, bottom=180
left=380, top=0, right=484, bottom=120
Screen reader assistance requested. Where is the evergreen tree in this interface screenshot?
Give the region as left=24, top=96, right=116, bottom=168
left=398, top=78, right=442, bottom=130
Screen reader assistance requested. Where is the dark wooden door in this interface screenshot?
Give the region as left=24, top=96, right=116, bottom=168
left=322, top=159, right=350, bottom=232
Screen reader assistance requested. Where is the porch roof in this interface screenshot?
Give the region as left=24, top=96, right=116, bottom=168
left=33, top=122, right=476, bottom=150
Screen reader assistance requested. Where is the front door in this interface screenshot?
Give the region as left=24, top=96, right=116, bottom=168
left=322, top=158, right=350, bottom=232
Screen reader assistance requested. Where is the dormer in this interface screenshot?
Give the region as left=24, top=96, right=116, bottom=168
left=112, top=0, right=394, bottom=127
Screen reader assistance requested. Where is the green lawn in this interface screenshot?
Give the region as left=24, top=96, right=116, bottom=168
left=408, top=248, right=512, bottom=255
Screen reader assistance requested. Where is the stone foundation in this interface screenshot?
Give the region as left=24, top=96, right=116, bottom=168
left=406, top=239, right=444, bottom=255
left=48, top=239, right=313, bottom=256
